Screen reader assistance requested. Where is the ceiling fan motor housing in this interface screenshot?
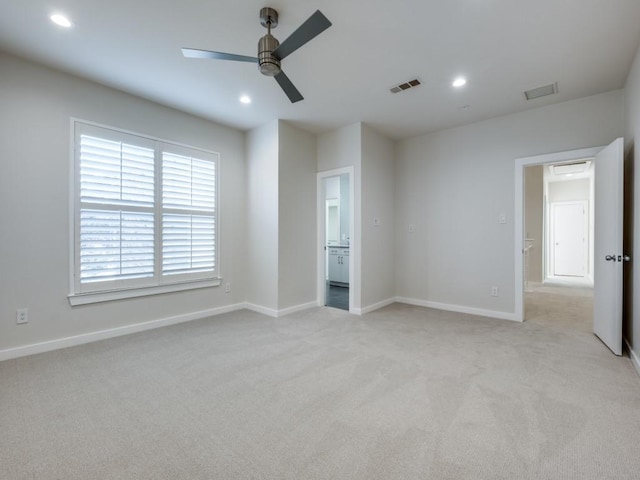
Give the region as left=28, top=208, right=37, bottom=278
left=258, top=34, right=281, bottom=76
left=182, top=6, right=331, bottom=102
left=257, top=8, right=280, bottom=76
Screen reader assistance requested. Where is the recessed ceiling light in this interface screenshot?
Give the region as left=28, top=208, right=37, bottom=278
left=239, top=95, right=251, bottom=104
left=50, top=14, right=72, bottom=28
left=452, top=77, right=467, bottom=88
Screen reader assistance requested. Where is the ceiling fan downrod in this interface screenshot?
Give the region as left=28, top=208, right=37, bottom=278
left=258, top=7, right=281, bottom=76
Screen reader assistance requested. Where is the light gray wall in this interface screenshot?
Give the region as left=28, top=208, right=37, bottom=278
left=0, top=52, right=247, bottom=351
left=318, top=123, right=362, bottom=309
left=317, top=123, right=361, bottom=172
left=624, top=41, right=640, bottom=364
left=396, top=90, right=624, bottom=315
left=246, top=120, right=279, bottom=310
left=277, top=121, right=317, bottom=310
left=325, top=176, right=340, bottom=199
left=548, top=179, right=590, bottom=203
left=524, top=166, right=543, bottom=283
left=361, top=125, right=396, bottom=307
left=317, top=123, right=396, bottom=311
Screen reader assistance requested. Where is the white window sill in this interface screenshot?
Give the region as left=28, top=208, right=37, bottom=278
left=68, top=278, right=222, bottom=306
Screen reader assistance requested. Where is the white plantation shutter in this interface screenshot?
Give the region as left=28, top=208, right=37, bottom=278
left=162, top=214, right=216, bottom=274
left=80, top=210, right=154, bottom=282
left=80, top=135, right=155, bottom=207
left=73, top=122, right=219, bottom=296
left=162, top=151, right=216, bottom=276
left=162, top=153, right=216, bottom=210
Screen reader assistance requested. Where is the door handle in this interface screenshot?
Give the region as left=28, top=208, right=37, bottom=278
left=605, top=255, right=616, bottom=261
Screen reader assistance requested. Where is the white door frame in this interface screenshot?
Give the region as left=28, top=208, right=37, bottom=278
left=317, top=167, right=355, bottom=312
left=514, top=146, right=603, bottom=322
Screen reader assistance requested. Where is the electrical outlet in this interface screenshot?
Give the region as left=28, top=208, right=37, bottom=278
left=16, top=308, right=28, bottom=325
left=373, top=217, right=381, bottom=226
left=491, top=286, right=499, bottom=297
left=225, top=282, right=231, bottom=293
left=499, top=213, right=506, bottom=224
left=408, top=224, right=415, bottom=233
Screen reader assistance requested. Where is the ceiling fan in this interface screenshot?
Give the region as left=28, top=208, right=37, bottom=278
left=182, top=7, right=332, bottom=103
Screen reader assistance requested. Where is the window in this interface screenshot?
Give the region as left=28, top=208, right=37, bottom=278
left=70, top=121, right=219, bottom=304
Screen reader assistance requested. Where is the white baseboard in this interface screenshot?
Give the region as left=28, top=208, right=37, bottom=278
left=278, top=301, right=320, bottom=317
left=244, top=303, right=279, bottom=317
left=395, top=297, right=519, bottom=322
left=0, top=303, right=245, bottom=362
left=245, top=301, right=318, bottom=318
left=351, top=297, right=396, bottom=315
left=0, top=297, right=520, bottom=362
left=624, top=338, right=640, bottom=377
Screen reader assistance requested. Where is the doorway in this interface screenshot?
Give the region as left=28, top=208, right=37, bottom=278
left=515, top=139, right=625, bottom=355
left=543, top=160, right=594, bottom=285
left=523, top=161, right=594, bottom=331
left=317, top=168, right=354, bottom=312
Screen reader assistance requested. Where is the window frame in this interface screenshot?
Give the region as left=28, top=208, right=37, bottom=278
left=68, top=119, right=221, bottom=306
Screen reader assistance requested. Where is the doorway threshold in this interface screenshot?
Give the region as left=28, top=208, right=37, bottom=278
left=544, top=276, right=594, bottom=288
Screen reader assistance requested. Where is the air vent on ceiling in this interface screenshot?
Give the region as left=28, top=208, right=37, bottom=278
left=524, top=82, right=558, bottom=100
left=390, top=78, right=422, bottom=94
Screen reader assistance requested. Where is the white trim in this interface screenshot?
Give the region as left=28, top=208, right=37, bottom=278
left=351, top=297, right=396, bottom=315
left=0, top=303, right=245, bottom=362
left=68, top=278, right=222, bottom=306
left=317, top=167, right=355, bottom=313
left=395, top=297, right=519, bottom=322
left=69, top=118, right=77, bottom=297
left=1, top=300, right=320, bottom=362
left=624, top=338, right=640, bottom=377
left=244, top=303, right=279, bottom=317
left=278, top=301, right=320, bottom=317
left=543, top=275, right=594, bottom=287
left=514, top=146, right=603, bottom=322
left=70, top=117, right=222, bottom=154
left=70, top=118, right=221, bottom=297
left=245, top=301, right=319, bottom=318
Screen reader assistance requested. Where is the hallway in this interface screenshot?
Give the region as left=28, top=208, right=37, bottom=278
left=525, top=282, right=593, bottom=332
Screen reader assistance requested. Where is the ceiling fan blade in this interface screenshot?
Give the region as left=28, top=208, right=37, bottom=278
left=271, top=10, right=331, bottom=61
left=274, top=71, right=304, bottom=103
left=182, top=48, right=257, bottom=63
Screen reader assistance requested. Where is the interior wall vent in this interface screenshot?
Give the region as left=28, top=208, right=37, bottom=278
left=524, top=82, right=558, bottom=100
left=551, top=160, right=591, bottom=175
left=390, top=78, right=422, bottom=94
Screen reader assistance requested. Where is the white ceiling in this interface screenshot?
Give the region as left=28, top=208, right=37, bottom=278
left=1, top=0, right=640, bottom=140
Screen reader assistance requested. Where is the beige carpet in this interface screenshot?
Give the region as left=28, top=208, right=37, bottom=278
left=525, top=283, right=594, bottom=332
left=1, top=303, right=639, bottom=479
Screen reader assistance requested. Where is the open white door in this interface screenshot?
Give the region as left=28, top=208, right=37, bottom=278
left=593, top=137, right=624, bottom=355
